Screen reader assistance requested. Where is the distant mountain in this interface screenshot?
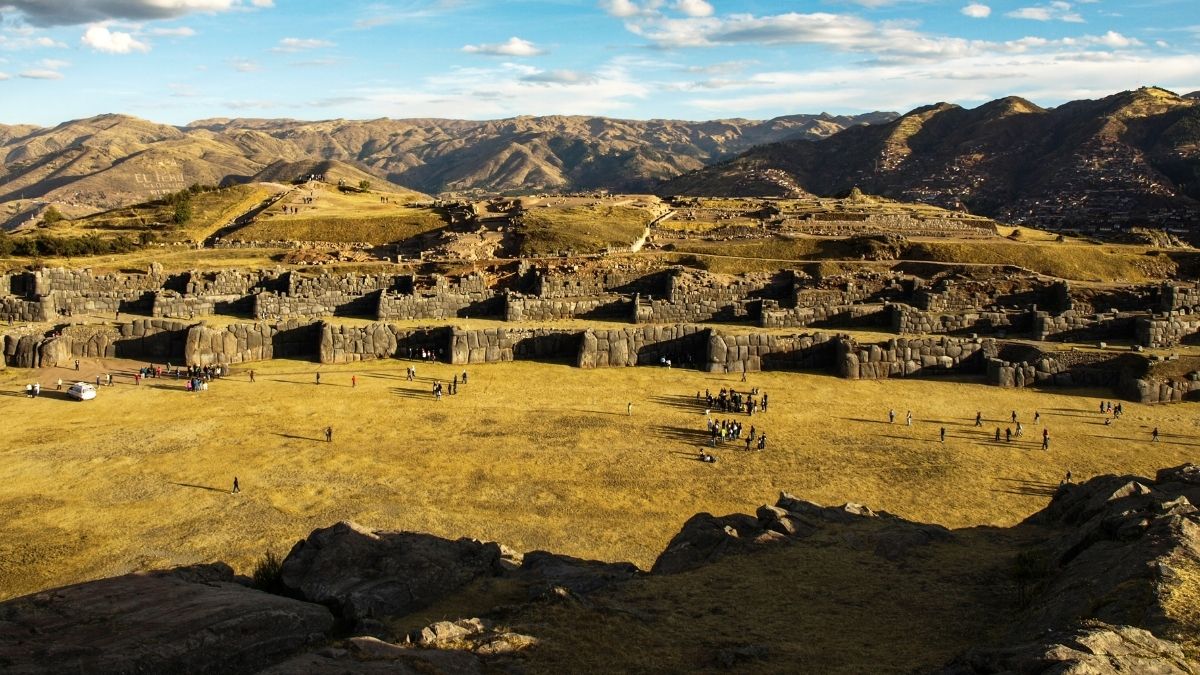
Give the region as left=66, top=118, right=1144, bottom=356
left=0, top=111, right=894, bottom=216
left=662, top=87, right=1200, bottom=235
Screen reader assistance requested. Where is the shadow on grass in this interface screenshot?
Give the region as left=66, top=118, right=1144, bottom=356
left=649, top=394, right=703, bottom=411
left=1086, top=434, right=1200, bottom=447
left=171, top=482, right=229, bottom=493
left=274, top=433, right=323, bottom=442
left=991, top=477, right=1061, bottom=497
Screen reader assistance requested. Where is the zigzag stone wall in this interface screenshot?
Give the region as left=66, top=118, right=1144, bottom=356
left=835, top=336, right=993, bottom=380
left=184, top=320, right=320, bottom=366
left=504, top=293, right=628, bottom=322
left=450, top=327, right=581, bottom=365
left=891, top=304, right=1025, bottom=335
left=577, top=325, right=708, bottom=368
left=320, top=323, right=449, bottom=365
left=1136, top=315, right=1200, bottom=348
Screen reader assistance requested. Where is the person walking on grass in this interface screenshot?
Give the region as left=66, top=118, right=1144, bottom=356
left=627, top=401, right=632, bottom=416
left=906, top=410, right=913, bottom=427
left=1152, top=427, right=1160, bottom=443
left=352, top=375, right=357, bottom=389
left=940, top=427, right=946, bottom=443
left=975, top=411, right=983, bottom=427
left=232, top=477, right=240, bottom=494
left=315, top=372, right=321, bottom=385
left=889, top=409, right=896, bottom=424
left=249, top=369, right=256, bottom=383
left=325, top=426, right=333, bottom=443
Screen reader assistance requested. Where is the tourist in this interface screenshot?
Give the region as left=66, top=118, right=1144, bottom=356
left=75, top=359, right=80, bottom=371
left=56, top=378, right=63, bottom=390
left=995, top=427, right=1001, bottom=442
left=352, top=375, right=357, bottom=388
left=699, top=450, right=717, bottom=463
left=232, top=477, right=240, bottom=494
left=1011, top=410, right=1017, bottom=423
left=462, top=370, right=467, bottom=384
left=757, top=433, right=767, bottom=451
left=1033, top=411, right=1040, bottom=424
left=325, top=426, right=333, bottom=443
left=1015, top=421, right=1023, bottom=437
left=975, top=411, right=982, bottom=427
left=1005, top=427, right=1012, bottom=442
left=1152, top=427, right=1160, bottom=443
left=249, top=369, right=255, bottom=383
left=906, top=410, right=912, bottom=426
left=627, top=401, right=632, bottom=416
left=940, top=427, right=946, bottom=443
left=315, top=372, right=321, bottom=385
left=889, top=409, right=895, bottom=424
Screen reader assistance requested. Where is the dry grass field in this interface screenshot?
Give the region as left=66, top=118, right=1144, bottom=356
left=230, top=184, right=447, bottom=245
left=1, top=356, right=1195, bottom=605
left=518, top=204, right=655, bottom=255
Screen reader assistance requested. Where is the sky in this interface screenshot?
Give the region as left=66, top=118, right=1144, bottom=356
left=0, top=0, right=1197, bottom=125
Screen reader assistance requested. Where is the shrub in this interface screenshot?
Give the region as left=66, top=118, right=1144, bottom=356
left=251, top=550, right=286, bottom=594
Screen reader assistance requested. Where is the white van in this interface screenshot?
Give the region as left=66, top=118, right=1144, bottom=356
left=67, top=382, right=97, bottom=401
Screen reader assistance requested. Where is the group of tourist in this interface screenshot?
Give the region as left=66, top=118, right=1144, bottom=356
left=405, top=347, right=441, bottom=361
left=700, top=387, right=768, bottom=416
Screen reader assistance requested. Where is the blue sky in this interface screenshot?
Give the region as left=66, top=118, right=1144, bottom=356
left=0, top=0, right=1196, bottom=125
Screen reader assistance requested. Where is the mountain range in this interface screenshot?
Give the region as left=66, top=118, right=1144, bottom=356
left=663, top=87, right=1200, bottom=234
left=0, top=110, right=893, bottom=223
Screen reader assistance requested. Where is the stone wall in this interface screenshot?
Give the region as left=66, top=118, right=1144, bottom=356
left=377, top=291, right=500, bottom=321
left=320, top=323, right=450, bottom=365
left=186, top=269, right=285, bottom=296
left=1033, top=310, right=1140, bottom=342
left=835, top=336, right=993, bottom=380
left=450, top=327, right=581, bottom=365
left=1, top=296, right=51, bottom=323
left=1136, top=315, right=1200, bottom=348
left=39, top=319, right=193, bottom=366
left=2, top=330, right=43, bottom=368
left=634, top=294, right=754, bottom=324
left=255, top=291, right=382, bottom=320
left=1159, top=284, right=1200, bottom=312
left=152, top=292, right=217, bottom=319
left=184, top=320, right=320, bottom=366
left=1123, top=376, right=1198, bottom=404
left=705, top=331, right=838, bottom=373
left=504, top=293, right=628, bottom=322
left=891, top=304, right=1024, bottom=336
left=759, top=302, right=888, bottom=329
left=577, top=325, right=708, bottom=369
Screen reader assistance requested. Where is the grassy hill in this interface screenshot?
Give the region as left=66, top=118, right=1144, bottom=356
left=227, top=181, right=446, bottom=245
left=515, top=198, right=661, bottom=256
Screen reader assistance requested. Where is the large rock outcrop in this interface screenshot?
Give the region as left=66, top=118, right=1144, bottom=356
left=0, top=563, right=333, bottom=675
left=941, top=623, right=1196, bottom=675
left=651, top=493, right=952, bottom=574
left=278, top=521, right=502, bottom=622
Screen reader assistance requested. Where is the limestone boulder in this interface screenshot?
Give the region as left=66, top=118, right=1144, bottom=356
left=279, top=521, right=502, bottom=621
left=0, top=563, right=333, bottom=675
left=937, top=624, right=1196, bottom=675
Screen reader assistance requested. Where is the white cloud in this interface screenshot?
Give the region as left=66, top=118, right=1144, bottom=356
left=0, top=72, right=9, bottom=80
left=3, top=1, right=273, bottom=27
left=1007, top=2, right=1084, bottom=23
left=38, top=58, right=70, bottom=69
left=462, top=37, right=544, bottom=57
left=521, top=69, right=598, bottom=84
left=273, top=37, right=334, bottom=52
left=683, top=53, right=1200, bottom=116
left=148, top=27, right=197, bottom=37
left=599, top=0, right=665, bottom=18
left=19, top=69, right=64, bottom=80
left=0, top=34, right=68, bottom=51
left=674, top=0, right=713, bottom=18
left=962, top=4, right=991, bottom=18
left=338, top=60, right=649, bottom=119
left=229, top=58, right=259, bottom=72
left=81, top=24, right=150, bottom=54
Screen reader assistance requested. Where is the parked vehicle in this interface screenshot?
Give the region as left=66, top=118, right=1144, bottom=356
left=67, top=382, right=97, bottom=401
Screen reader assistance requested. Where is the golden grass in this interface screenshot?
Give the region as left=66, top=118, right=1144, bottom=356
left=1, top=357, right=1196, bottom=603
left=42, top=185, right=276, bottom=244
left=1163, top=553, right=1200, bottom=660
left=519, top=205, right=653, bottom=256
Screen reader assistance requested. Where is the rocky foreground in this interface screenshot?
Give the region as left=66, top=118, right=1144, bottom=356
left=0, top=465, right=1196, bottom=674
